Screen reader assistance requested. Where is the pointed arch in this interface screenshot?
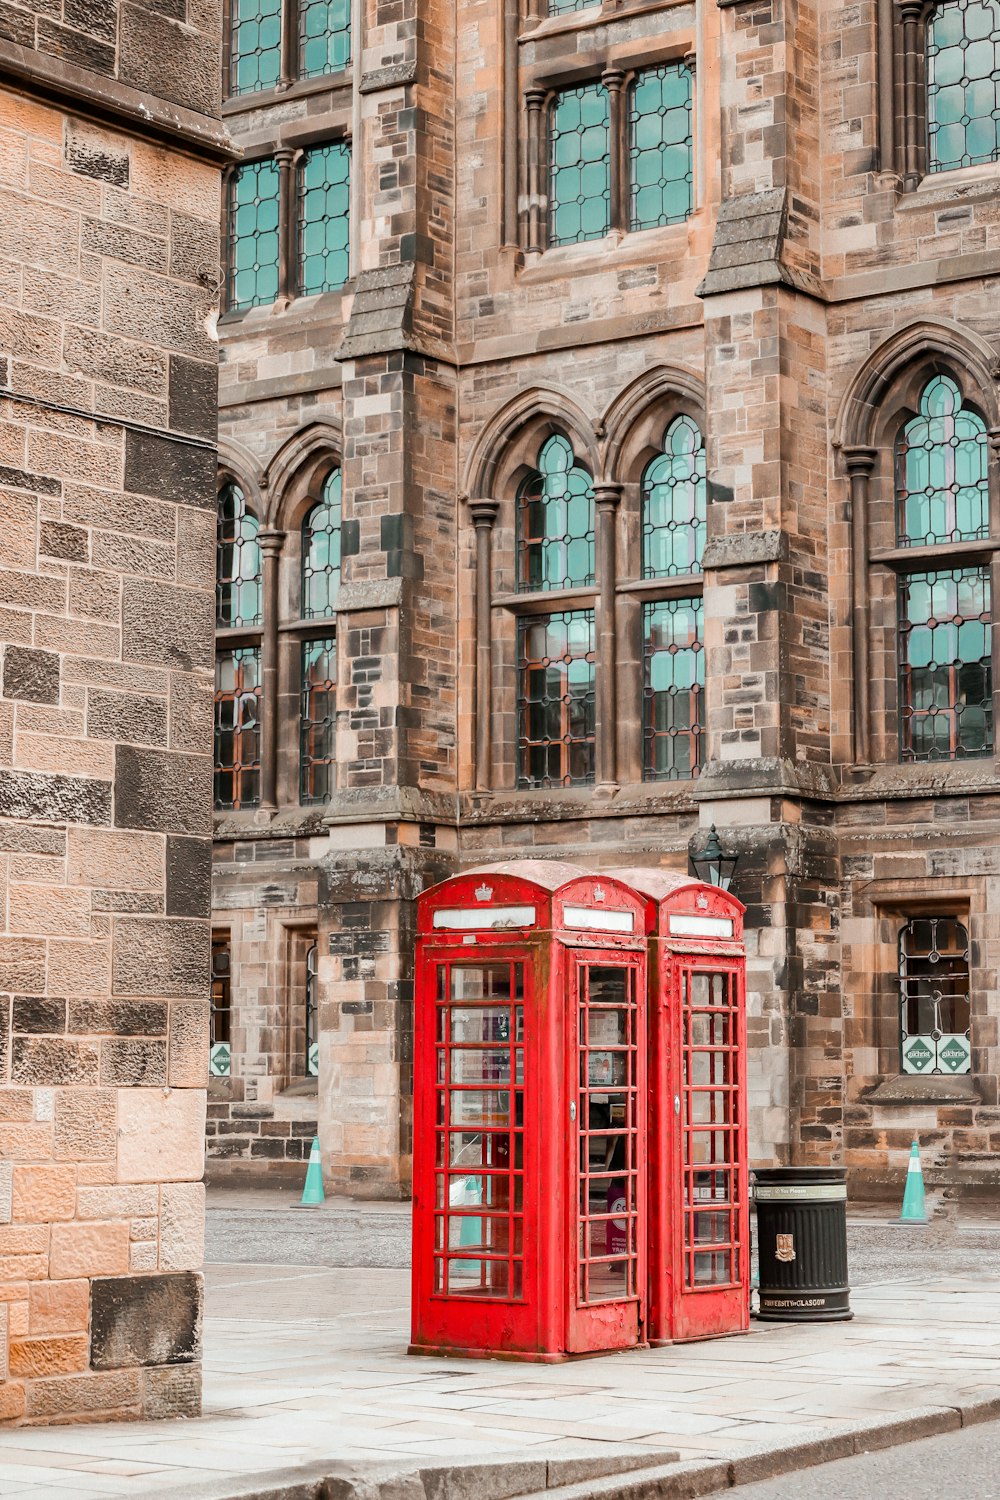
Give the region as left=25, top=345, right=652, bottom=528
left=463, top=385, right=600, bottom=501
left=264, top=419, right=343, bottom=530
left=835, top=319, right=1000, bottom=453
left=217, top=437, right=265, bottom=519
left=599, top=363, right=705, bottom=486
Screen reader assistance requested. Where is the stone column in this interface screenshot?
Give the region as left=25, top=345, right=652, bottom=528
left=259, top=530, right=285, bottom=810
left=594, top=483, right=622, bottom=788
left=843, top=447, right=876, bottom=764
left=469, top=498, right=500, bottom=791
left=898, top=0, right=929, bottom=191
left=525, top=89, right=547, bottom=256
left=276, top=147, right=297, bottom=301
left=602, top=70, right=626, bottom=234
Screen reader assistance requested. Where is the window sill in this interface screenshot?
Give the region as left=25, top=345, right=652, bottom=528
left=223, top=70, right=353, bottom=120
left=519, top=0, right=691, bottom=46
left=870, top=538, right=999, bottom=569
left=219, top=286, right=350, bottom=337
left=460, top=778, right=700, bottom=821
left=865, top=1074, right=980, bottom=1106
left=518, top=218, right=694, bottom=286
left=493, top=585, right=598, bottom=613
left=900, top=159, right=1000, bottom=212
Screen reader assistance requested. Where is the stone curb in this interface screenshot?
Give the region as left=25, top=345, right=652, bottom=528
left=145, top=1393, right=1000, bottom=1500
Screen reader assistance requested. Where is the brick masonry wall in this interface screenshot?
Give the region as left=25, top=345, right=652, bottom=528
left=0, top=0, right=222, bottom=1422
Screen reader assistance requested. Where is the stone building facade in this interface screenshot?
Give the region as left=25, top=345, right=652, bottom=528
left=0, top=0, right=225, bottom=1425
left=214, top=0, right=1000, bottom=1200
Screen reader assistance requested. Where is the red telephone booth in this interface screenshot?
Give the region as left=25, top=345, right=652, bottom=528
left=610, top=870, right=749, bottom=1345
left=410, top=861, right=654, bottom=1361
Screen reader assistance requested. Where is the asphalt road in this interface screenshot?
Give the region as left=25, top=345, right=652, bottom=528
left=205, top=1193, right=1000, bottom=1280
left=707, top=1421, right=1000, bottom=1498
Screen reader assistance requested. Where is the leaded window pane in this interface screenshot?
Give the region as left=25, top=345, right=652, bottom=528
left=898, top=566, right=993, bottom=762
left=899, top=916, right=971, bottom=1075
left=895, top=375, right=988, bottom=546
left=300, top=0, right=351, bottom=77
left=228, top=159, right=281, bottom=312
left=210, top=937, right=232, bottom=1077
left=642, top=415, right=706, bottom=577
left=230, top=0, right=281, bottom=96
left=517, top=611, right=596, bottom=788
left=927, top=0, right=1000, bottom=172
left=517, top=434, right=595, bottom=592
left=217, top=483, right=262, bottom=628
left=643, top=598, right=704, bottom=781
left=303, top=470, right=342, bottom=617
left=214, top=647, right=262, bottom=810
left=548, top=0, right=595, bottom=14
left=298, top=142, right=351, bottom=296
left=300, top=637, right=337, bottom=805
left=549, top=84, right=610, bottom=247
left=628, top=63, right=694, bottom=232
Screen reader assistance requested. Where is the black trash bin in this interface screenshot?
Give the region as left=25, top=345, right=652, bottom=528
left=753, top=1167, right=852, bottom=1322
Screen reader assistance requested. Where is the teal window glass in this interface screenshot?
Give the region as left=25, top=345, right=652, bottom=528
left=300, top=0, right=351, bottom=77
left=214, top=647, right=262, bottom=810
left=300, top=637, right=337, bottom=804
left=517, top=610, right=596, bottom=788
left=643, top=598, right=704, bottom=781
left=229, top=0, right=281, bottom=97
left=898, top=566, right=992, bottom=761
left=302, top=469, right=342, bottom=617
left=228, top=159, right=280, bottom=313
left=549, top=84, right=610, bottom=247
left=517, top=434, right=595, bottom=592
left=899, top=917, right=971, bottom=1076
left=895, top=375, right=988, bottom=546
left=927, top=0, right=1000, bottom=172
left=628, top=63, right=694, bottom=231
left=217, top=483, right=262, bottom=628
left=642, top=415, right=706, bottom=577
left=298, top=142, right=351, bottom=295
left=548, top=0, right=595, bottom=13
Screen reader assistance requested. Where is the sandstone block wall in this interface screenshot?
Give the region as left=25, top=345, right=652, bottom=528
left=0, top=0, right=225, bottom=1422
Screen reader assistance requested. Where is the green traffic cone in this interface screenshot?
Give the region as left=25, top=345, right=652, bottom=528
left=300, top=1136, right=325, bottom=1207
left=895, top=1138, right=929, bottom=1225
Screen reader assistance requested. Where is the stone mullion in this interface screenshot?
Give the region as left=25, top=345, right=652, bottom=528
left=898, top=0, right=930, bottom=191
left=259, top=531, right=285, bottom=811
left=280, top=0, right=299, bottom=89
left=602, top=70, right=626, bottom=235
left=525, top=89, right=547, bottom=256
left=843, top=448, right=876, bottom=764
left=469, top=499, right=500, bottom=791
left=275, top=147, right=297, bottom=302
left=594, top=483, right=622, bottom=788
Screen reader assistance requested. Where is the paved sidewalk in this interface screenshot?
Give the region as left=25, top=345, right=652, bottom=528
left=1, top=1258, right=999, bottom=1499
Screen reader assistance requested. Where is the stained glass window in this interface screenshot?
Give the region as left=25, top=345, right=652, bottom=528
left=643, top=416, right=706, bottom=577
left=628, top=63, right=694, bottom=231
left=300, top=0, right=351, bottom=76
left=298, top=142, right=351, bottom=296
left=927, top=0, right=1000, bottom=173
left=302, top=470, right=342, bottom=617
left=643, top=598, right=704, bottom=781
left=300, top=638, right=337, bottom=804
left=896, top=376, right=988, bottom=546
left=518, top=435, right=595, bottom=592
left=210, top=937, right=232, bottom=1077
left=228, top=159, right=280, bottom=312
left=549, top=84, right=610, bottom=247
left=214, top=648, right=262, bottom=810
left=899, top=917, right=971, bottom=1075
left=898, top=566, right=992, bottom=761
left=217, top=483, right=262, bottom=628
left=517, top=610, right=596, bottom=788
left=230, top=0, right=281, bottom=96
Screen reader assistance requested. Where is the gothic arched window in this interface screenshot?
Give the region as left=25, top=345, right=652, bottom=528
left=894, top=376, right=993, bottom=762
left=300, top=468, right=341, bottom=805
left=641, top=417, right=706, bottom=782
left=215, top=484, right=263, bottom=811
left=517, top=433, right=594, bottom=593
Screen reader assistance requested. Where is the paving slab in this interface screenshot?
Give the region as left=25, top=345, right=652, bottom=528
left=1, top=1259, right=999, bottom=1500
